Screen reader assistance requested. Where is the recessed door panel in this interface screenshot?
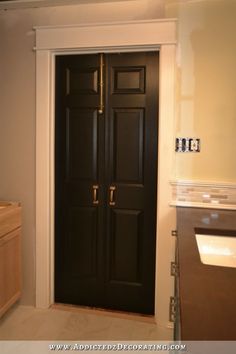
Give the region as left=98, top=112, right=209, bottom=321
left=66, top=108, right=98, bottom=181
left=65, top=207, right=98, bottom=278
left=112, top=109, right=144, bottom=184
left=113, top=67, right=145, bottom=94
left=109, top=209, right=142, bottom=284
left=66, top=67, right=99, bottom=95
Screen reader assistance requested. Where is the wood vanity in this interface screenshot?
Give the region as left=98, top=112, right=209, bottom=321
left=0, top=202, right=21, bottom=318
left=175, top=207, right=236, bottom=340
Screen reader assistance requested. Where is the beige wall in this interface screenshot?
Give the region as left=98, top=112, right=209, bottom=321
left=166, top=0, right=236, bottom=182
left=1, top=0, right=235, bottom=309
left=0, top=0, right=165, bottom=306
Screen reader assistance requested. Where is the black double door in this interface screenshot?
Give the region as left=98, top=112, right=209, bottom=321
left=55, top=52, right=159, bottom=314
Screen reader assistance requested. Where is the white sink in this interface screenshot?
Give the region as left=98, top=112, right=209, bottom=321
left=195, top=232, right=236, bottom=268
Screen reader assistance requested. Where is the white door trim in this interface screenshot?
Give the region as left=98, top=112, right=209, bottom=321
left=35, top=19, right=177, bottom=329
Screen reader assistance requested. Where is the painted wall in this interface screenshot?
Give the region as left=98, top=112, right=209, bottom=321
left=166, top=0, right=236, bottom=182
left=0, top=0, right=165, bottom=307
left=1, top=0, right=235, bottom=334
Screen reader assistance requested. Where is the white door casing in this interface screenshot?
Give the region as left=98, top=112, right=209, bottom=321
left=35, top=19, right=177, bottom=331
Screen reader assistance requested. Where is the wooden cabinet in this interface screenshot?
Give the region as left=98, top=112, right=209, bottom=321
left=0, top=203, right=21, bottom=318
left=173, top=233, right=181, bottom=341
left=176, top=207, right=236, bottom=340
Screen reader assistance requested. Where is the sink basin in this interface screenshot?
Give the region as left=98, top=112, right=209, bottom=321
left=195, top=229, right=236, bottom=268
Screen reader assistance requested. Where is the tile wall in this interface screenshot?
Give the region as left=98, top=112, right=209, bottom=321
left=170, top=181, right=236, bottom=210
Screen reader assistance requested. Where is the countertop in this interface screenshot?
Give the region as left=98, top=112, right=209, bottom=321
left=177, top=207, right=236, bottom=340
left=0, top=202, right=21, bottom=239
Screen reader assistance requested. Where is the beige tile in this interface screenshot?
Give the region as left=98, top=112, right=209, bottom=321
left=0, top=306, right=70, bottom=340
left=58, top=312, right=113, bottom=340
left=107, top=318, right=151, bottom=340
left=0, top=304, right=34, bottom=327
left=0, top=305, right=172, bottom=341
left=30, top=309, right=72, bottom=340
left=146, top=325, right=172, bottom=340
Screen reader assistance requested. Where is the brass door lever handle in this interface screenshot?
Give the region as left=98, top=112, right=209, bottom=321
left=109, top=186, right=116, bottom=206
left=93, top=185, right=99, bottom=205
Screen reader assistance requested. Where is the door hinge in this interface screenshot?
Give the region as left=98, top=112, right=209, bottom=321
left=169, top=296, right=178, bottom=323
left=170, top=261, right=179, bottom=277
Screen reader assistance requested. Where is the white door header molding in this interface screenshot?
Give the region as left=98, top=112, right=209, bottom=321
left=0, top=0, right=138, bottom=11
left=34, top=19, right=177, bottom=51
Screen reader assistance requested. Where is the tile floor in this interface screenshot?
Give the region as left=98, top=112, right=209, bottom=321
left=0, top=305, right=172, bottom=340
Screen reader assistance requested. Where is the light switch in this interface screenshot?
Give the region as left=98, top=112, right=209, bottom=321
left=175, top=138, right=200, bottom=152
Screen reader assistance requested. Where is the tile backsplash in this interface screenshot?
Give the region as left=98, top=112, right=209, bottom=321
left=170, top=180, right=236, bottom=210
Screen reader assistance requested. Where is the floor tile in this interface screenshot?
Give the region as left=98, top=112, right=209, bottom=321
left=0, top=305, right=172, bottom=341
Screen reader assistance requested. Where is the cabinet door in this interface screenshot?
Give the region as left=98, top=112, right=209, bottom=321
left=0, top=228, right=21, bottom=318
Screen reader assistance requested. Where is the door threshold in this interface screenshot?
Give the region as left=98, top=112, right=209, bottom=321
left=52, top=303, right=156, bottom=324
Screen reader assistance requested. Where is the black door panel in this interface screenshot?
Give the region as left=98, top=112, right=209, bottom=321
left=55, top=52, right=159, bottom=314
